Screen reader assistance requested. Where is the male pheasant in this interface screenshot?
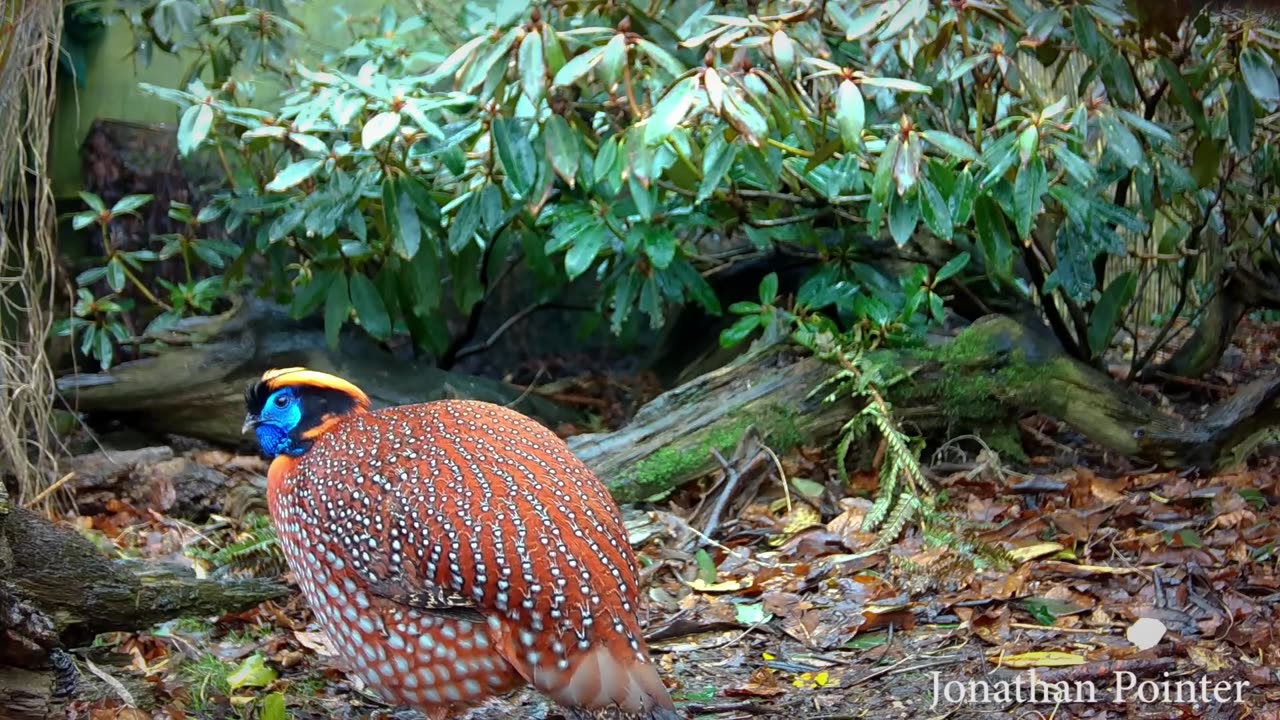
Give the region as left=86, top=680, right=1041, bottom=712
left=242, top=368, right=678, bottom=720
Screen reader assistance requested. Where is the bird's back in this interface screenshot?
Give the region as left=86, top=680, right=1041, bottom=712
left=269, top=398, right=674, bottom=718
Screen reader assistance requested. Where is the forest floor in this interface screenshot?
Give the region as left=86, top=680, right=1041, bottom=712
left=54, top=321, right=1280, bottom=720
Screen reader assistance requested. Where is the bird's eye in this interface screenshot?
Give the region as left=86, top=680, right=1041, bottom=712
left=273, top=394, right=289, bottom=408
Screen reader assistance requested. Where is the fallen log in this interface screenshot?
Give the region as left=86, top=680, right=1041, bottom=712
left=55, top=297, right=582, bottom=447
left=0, top=484, right=288, bottom=717
left=570, top=314, right=1280, bottom=501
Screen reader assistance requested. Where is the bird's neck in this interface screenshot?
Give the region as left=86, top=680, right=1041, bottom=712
left=266, top=453, right=300, bottom=520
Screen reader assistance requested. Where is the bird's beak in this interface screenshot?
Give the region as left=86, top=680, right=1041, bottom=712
left=241, top=414, right=257, bottom=435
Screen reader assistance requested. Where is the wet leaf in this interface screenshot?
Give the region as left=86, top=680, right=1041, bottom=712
left=1240, top=48, right=1279, bottom=110
left=519, top=31, right=546, bottom=102
left=645, top=77, right=698, bottom=146
left=361, top=111, right=401, bottom=149
left=227, top=653, right=277, bottom=690
left=265, top=159, right=322, bottom=192
left=544, top=114, right=580, bottom=186
left=836, top=80, right=865, bottom=151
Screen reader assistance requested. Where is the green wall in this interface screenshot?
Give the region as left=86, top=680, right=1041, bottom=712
left=49, top=1, right=449, bottom=198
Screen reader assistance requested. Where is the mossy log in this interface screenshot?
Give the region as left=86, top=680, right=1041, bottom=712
left=572, top=314, right=1280, bottom=501
left=894, top=314, right=1278, bottom=467
left=55, top=297, right=581, bottom=447
left=569, top=343, right=857, bottom=502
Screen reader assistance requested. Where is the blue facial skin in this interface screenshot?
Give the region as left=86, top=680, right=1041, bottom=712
left=254, top=387, right=307, bottom=457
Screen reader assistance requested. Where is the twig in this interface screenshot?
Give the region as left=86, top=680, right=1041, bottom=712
left=850, top=656, right=968, bottom=686
left=702, top=448, right=746, bottom=543
left=24, top=471, right=75, bottom=508
left=454, top=302, right=549, bottom=361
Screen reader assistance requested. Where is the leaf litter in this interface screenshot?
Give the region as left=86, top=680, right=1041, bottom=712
left=44, top=362, right=1280, bottom=720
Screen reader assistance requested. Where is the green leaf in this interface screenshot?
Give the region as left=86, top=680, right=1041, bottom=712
left=634, top=38, right=686, bottom=77
left=771, top=30, right=795, bottom=75
left=835, top=79, right=865, bottom=151
left=448, top=192, right=481, bottom=253
left=1087, top=270, right=1137, bottom=357
left=1052, top=145, right=1096, bottom=186
left=106, top=257, right=126, bottom=293
left=290, top=132, right=329, bottom=156
left=1229, top=77, right=1256, bottom=154
left=395, top=182, right=422, bottom=260
left=858, top=76, right=932, bottom=94
left=698, top=135, right=737, bottom=203
left=96, top=327, right=114, bottom=369
left=1116, top=109, right=1173, bottom=145
left=594, top=135, right=620, bottom=186
left=565, top=227, right=606, bottom=279
left=519, top=31, right=546, bottom=102
left=871, top=136, right=899, bottom=205
left=265, top=159, right=322, bottom=192
left=645, top=77, right=698, bottom=146
left=552, top=45, right=606, bottom=87
left=361, top=111, right=402, bottom=149
left=492, top=118, right=537, bottom=196
left=949, top=167, right=977, bottom=225
left=975, top=195, right=1013, bottom=281
left=350, top=273, right=391, bottom=341
left=1240, top=48, right=1280, bottom=110
left=599, top=32, right=627, bottom=88
left=77, top=191, right=104, bottom=213
left=177, top=103, right=214, bottom=156
left=290, top=270, right=336, bottom=319
left=544, top=114, right=580, bottom=186
left=833, top=4, right=883, bottom=40
left=1157, top=58, right=1208, bottom=134
left=719, top=90, right=768, bottom=147
left=1100, top=112, right=1142, bottom=168
left=759, top=272, right=778, bottom=304
left=227, top=654, right=277, bottom=690
left=735, top=602, right=770, bottom=626
left=111, top=194, right=153, bottom=215
left=76, top=266, right=107, bottom=287
left=1017, top=125, right=1039, bottom=166
left=644, top=227, right=678, bottom=270
left=918, top=177, right=953, bottom=241
left=888, top=191, right=919, bottom=247
left=693, top=547, right=718, bottom=584
left=719, top=315, right=761, bottom=347
left=935, top=251, right=970, bottom=283
left=1191, top=138, right=1224, bottom=189
left=920, top=130, right=978, bottom=162
left=324, top=273, right=350, bottom=351
left=261, top=693, right=287, bottom=720
left=1013, top=156, right=1047, bottom=239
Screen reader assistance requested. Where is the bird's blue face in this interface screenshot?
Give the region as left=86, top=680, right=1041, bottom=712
left=251, top=387, right=305, bottom=457
left=244, top=369, right=370, bottom=459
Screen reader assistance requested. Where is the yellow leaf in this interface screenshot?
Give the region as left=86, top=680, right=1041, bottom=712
left=814, top=670, right=831, bottom=687
left=768, top=504, right=823, bottom=547
left=994, top=651, right=1086, bottom=668
left=1007, top=542, right=1064, bottom=563
left=1071, top=564, right=1143, bottom=575
left=762, top=651, right=776, bottom=661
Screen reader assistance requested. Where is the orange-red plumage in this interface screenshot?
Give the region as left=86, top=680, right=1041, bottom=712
left=247, top=368, right=676, bottom=720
